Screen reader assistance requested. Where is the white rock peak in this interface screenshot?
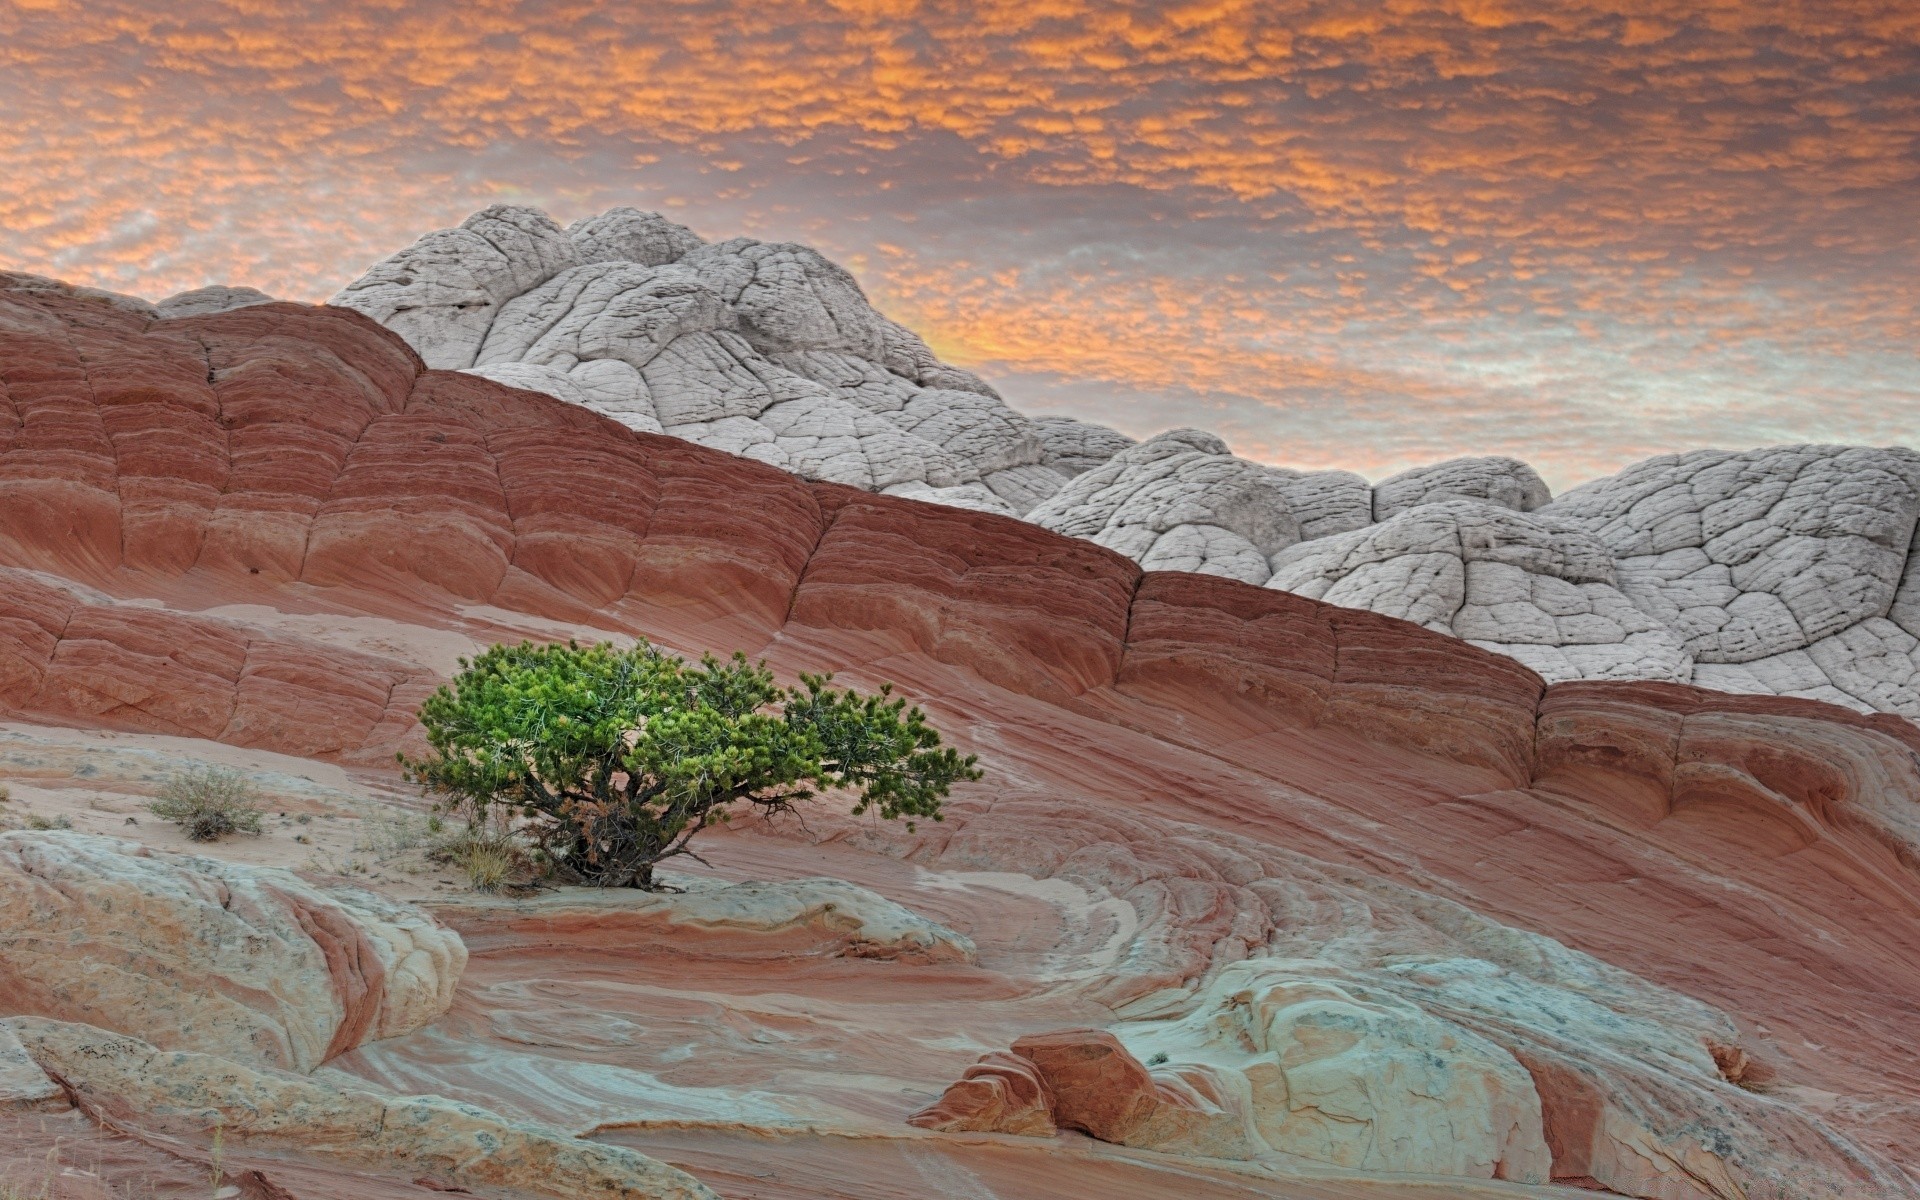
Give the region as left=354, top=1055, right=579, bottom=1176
left=333, top=206, right=1920, bottom=720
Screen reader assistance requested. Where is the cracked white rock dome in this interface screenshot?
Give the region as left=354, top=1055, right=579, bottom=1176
left=331, top=205, right=1920, bottom=721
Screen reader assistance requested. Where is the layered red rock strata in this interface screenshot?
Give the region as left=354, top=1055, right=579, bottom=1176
left=1, top=278, right=1917, bottom=1199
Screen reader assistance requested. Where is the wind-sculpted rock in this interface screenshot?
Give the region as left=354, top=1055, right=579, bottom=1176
left=334, top=206, right=1075, bottom=520
left=0, top=832, right=464, bottom=1072
left=0, top=274, right=1917, bottom=1197
left=681, top=238, right=891, bottom=361
left=153, top=284, right=279, bottom=319
left=905, top=1050, right=1056, bottom=1136
left=475, top=262, right=734, bottom=377
left=567, top=206, right=705, bottom=267
left=1029, top=430, right=1306, bottom=584
left=1032, top=415, right=1139, bottom=476
left=1373, top=455, right=1553, bottom=519
left=1006, top=1028, right=1254, bottom=1158
left=6, top=1018, right=718, bottom=1200
left=331, top=205, right=581, bottom=369
left=0, top=1024, right=62, bottom=1111
left=904, top=798, right=1910, bottom=1198
left=1544, top=446, right=1920, bottom=708
left=328, top=209, right=1920, bottom=722
left=1267, top=500, right=1696, bottom=684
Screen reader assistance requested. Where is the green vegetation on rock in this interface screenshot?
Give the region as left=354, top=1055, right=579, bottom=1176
left=148, top=766, right=266, bottom=842
left=401, top=641, right=979, bottom=890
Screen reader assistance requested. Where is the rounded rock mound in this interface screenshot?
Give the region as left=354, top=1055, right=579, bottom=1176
left=0, top=832, right=465, bottom=1072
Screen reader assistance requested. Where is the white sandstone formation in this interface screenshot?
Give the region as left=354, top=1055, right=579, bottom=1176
left=1267, top=500, right=1696, bottom=683
left=1026, top=429, right=1373, bottom=583
left=0, top=270, right=158, bottom=317
left=1546, top=447, right=1920, bottom=710
left=154, top=283, right=279, bottom=318
left=1372, top=455, right=1552, bottom=520
left=0, top=1024, right=61, bottom=1110
left=1118, top=961, right=1553, bottom=1181
left=334, top=207, right=1920, bottom=720
left=0, top=831, right=465, bottom=1073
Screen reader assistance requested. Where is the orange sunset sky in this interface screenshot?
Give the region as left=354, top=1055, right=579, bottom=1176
left=2, top=0, right=1916, bottom=488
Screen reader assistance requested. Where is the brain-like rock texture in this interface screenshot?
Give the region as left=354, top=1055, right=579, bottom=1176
left=153, top=284, right=279, bottom=319
left=0, top=833, right=463, bottom=1073
left=1266, top=499, right=1696, bottom=684
left=333, top=208, right=1920, bottom=722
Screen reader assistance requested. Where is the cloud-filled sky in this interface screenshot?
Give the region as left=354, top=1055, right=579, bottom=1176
left=2, top=0, right=1916, bottom=489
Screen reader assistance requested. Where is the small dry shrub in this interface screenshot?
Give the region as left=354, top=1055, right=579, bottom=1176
left=149, top=766, right=265, bottom=841
left=451, top=838, right=519, bottom=892
left=428, top=820, right=536, bottom=893
left=22, top=813, right=71, bottom=831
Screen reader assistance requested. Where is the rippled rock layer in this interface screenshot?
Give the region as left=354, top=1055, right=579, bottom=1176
left=305, top=212, right=1920, bottom=720
left=0, top=269, right=1916, bottom=1199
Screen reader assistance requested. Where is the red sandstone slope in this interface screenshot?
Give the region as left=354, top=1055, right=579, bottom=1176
left=1, top=279, right=1917, bottom=1198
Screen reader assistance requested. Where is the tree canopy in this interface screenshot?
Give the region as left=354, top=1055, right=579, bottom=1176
left=401, top=640, right=980, bottom=889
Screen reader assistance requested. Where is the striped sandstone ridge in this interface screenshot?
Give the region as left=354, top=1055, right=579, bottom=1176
left=0, top=275, right=1915, bottom=1198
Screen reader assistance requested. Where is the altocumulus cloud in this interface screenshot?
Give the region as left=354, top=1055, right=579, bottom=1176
left=1, top=0, right=1916, bottom=488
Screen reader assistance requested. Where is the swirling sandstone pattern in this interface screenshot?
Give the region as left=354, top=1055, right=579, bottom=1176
left=7, top=1018, right=718, bottom=1200
left=0, top=832, right=463, bottom=1072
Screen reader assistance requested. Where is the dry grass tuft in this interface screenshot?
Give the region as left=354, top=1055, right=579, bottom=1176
left=148, top=767, right=265, bottom=842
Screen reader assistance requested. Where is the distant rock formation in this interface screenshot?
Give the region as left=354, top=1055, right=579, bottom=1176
left=329, top=209, right=1920, bottom=721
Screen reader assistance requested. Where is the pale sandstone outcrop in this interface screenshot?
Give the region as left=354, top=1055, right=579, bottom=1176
left=1091, top=962, right=1552, bottom=1180
left=328, top=211, right=1920, bottom=724
left=153, top=284, right=279, bottom=319
left=1029, top=430, right=1309, bottom=584
left=331, top=205, right=581, bottom=369
left=334, top=205, right=1058, bottom=519
left=0, top=832, right=464, bottom=1072
left=6, top=1018, right=717, bottom=1200
left=0, top=1024, right=63, bottom=1111
left=903, top=794, right=1908, bottom=1199
left=1267, top=499, right=1696, bottom=684
left=435, top=875, right=976, bottom=964
left=1372, top=455, right=1552, bottom=520
left=1544, top=446, right=1920, bottom=709
left=0, top=269, right=158, bottom=316
left=567, top=206, right=705, bottom=267
left=1033, top=415, right=1139, bottom=476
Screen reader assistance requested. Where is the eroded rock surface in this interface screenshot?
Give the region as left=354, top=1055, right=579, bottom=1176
left=0, top=274, right=1917, bottom=1199
left=153, top=284, right=279, bottom=319
left=436, top=875, right=976, bottom=963
left=7, top=1018, right=716, bottom=1200
left=898, top=795, right=1907, bottom=1199
left=0, top=832, right=463, bottom=1072
left=322, top=210, right=1920, bottom=721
